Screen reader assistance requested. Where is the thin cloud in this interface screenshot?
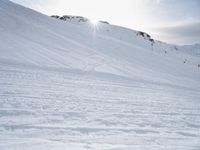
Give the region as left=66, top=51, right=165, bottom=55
left=151, top=22, right=200, bottom=44
left=157, top=22, right=200, bottom=37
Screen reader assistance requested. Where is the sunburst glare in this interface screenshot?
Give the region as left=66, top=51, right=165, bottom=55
left=90, top=19, right=99, bottom=26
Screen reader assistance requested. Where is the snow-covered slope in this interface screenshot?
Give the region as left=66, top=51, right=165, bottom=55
left=0, top=0, right=200, bottom=150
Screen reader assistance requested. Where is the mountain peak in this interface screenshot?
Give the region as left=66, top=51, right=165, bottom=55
left=51, top=15, right=109, bottom=24
left=51, top=15, right=89, bottom=22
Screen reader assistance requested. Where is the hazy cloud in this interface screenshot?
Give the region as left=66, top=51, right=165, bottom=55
left=158, top=22, right=200, bottom=37
left=151, top=22, right=200, bottom=44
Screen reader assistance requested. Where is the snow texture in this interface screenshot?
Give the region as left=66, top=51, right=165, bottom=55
left=0, top=0, right=200, bottom=150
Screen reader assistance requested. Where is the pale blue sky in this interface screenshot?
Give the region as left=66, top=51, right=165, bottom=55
left=11, top=0, right=200, bottom=45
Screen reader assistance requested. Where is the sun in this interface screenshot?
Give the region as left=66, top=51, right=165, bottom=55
left=90, top=19, right=99, bottom=26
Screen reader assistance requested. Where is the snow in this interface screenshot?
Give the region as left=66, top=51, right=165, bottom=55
left=0, top=0, right=200, bottom=149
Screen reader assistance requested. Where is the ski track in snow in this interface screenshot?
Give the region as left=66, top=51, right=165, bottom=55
left=0, top=64, right=200, bottom=150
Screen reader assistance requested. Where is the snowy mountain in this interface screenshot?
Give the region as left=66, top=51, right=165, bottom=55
left=0, top=0, right=200, bottom=150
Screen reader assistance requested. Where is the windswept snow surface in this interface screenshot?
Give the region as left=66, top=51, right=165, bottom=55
left=0, top=0, right=200, bottom=150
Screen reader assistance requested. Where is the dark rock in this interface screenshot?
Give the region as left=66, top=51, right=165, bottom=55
left=149, top=38, right=154, bottom=43
left=51, top=15, right=60, bottom=19
left=137, top=31, right=155, bottom=44
left=99, top=21, right=109, bottom=24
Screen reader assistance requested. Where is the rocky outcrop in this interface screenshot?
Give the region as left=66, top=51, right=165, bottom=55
left=51, top=15, right=109, bottom=25
left=51, top=15, right=89, bottom=22
left=136, top=31, right=155, bottom=43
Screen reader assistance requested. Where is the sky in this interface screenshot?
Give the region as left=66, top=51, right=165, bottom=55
left=10, top=0, right=200, bottom=45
